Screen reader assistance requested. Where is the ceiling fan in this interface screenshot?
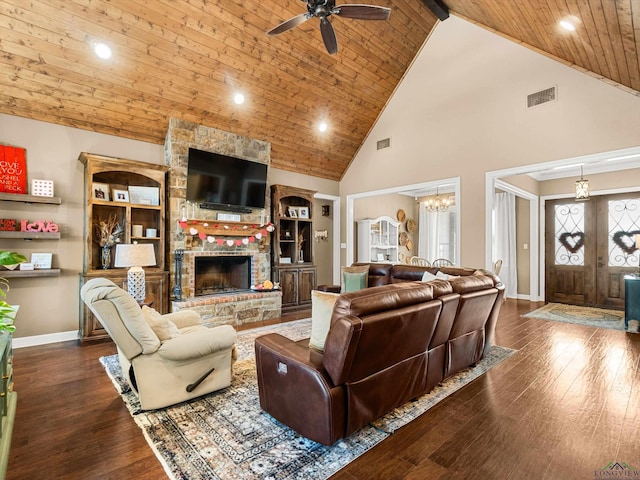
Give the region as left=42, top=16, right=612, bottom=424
left=266, top=0, right=391, bottom=55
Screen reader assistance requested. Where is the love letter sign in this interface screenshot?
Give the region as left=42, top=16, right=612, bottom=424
left=0, top=145, right=28, bottom=194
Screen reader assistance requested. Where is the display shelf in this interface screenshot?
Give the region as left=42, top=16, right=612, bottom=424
left=271, top=185, right=317, bottom=312
left=0, top=231, right=61, bottom=240
left=1, top=268, right=61, bottom=278
left=0, top=192, right=61, bottom=205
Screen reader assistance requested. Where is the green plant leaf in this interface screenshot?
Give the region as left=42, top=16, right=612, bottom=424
left=0, top=251, right=27, bottom=266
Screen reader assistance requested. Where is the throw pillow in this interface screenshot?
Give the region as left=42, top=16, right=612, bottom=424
left=340, top=265, right=369, bottom=293
left=435, top=271, right=459, bottom=281
left=309, top=290, right=340, bottom=352
left=142, top=306, right=180, bottom=342
left=421, top=271, right=437, bottom=282
left=343, top=271, right=368, bottom=292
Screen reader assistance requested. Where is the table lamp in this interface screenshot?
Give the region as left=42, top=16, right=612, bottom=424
left=114, top=243, right=156, bottom=302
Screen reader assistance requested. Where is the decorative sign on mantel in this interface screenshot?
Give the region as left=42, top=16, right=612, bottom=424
left=0, top=144, right=28, bottom=194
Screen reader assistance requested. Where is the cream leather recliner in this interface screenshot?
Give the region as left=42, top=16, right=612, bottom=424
left=81, top=277, right=237, bottom=410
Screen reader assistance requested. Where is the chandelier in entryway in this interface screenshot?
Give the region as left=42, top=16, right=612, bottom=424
left=425, top=187, right=453, bottom=212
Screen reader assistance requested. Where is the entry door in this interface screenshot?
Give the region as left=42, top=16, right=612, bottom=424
left=545, top=193, right=640, bottom=308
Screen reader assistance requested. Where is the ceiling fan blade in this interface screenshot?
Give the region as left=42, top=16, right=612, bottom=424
left=320, top=17, right=338, bottom=55
left=266, top=13, right=309, bottom=36
left=335, top=4, right=391, bottom=21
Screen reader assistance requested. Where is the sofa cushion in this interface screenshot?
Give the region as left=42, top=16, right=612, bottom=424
left=390, top=264, right=435, bottom=283
left=309, top=290, right=340, bottom=352
left=341, top=265, right=369, bottom=293
left=354, top=262, right=391, bottom=287
left=142, top=306, right=180, bottom=342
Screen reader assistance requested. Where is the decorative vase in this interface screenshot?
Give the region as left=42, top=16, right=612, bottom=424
left=101, top=245, right=112, bottom=269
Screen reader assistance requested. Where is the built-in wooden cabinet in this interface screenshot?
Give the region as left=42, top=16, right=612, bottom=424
left=79, top=153, right=169, bottom=342
left=357, top=216, right=400, bottom=263
left=271, top=185, right=317, bottom=312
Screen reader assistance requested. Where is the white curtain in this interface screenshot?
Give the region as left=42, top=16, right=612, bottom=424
left=494, top=192, right=517, bottom=298
left=418, top=203, right=440, bottom=261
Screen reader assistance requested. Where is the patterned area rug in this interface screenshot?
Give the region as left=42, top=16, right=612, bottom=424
left=100, top=319, right=516, bottom=480
left=522, top=303, right=631, bottom=332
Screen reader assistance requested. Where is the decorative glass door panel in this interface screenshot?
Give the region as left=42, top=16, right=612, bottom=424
left=546, top=192, right=640, bottom=309
left=553, top=203, right=585, bottom=266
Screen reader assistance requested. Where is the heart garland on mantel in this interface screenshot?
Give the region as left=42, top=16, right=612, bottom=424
left=612, top=230, right=640, bottom=255
left=177, top=220, right=275, bottom=246
left=559, top=232, right=585, bottom=254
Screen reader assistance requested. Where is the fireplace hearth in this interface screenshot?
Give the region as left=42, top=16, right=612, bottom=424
left=194, top=255, right=251, bottom=296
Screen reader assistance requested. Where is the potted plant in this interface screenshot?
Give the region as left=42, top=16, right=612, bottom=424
left=0, top=251, right=28, bottom=333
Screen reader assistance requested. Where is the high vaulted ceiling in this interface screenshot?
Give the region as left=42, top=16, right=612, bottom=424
left=1, top=1, right=639, bottom=181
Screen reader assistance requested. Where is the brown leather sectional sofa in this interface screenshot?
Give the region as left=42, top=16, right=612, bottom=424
left=254, top=265, right=505, bottom=445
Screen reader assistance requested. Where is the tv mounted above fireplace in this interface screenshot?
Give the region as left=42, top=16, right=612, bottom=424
left=186, top=147, right=268, bottom=213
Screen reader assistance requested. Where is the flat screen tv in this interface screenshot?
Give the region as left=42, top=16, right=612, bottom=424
left=186, top=148, right=268, bottom=212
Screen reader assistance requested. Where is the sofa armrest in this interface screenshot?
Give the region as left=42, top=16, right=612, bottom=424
left=316, top=284, right=341, bottom=293
left=255, top=333, right=346, bottom=445
left=158, top=325, right=236, bottom=361
left=161, top=309, right=202, bottom=329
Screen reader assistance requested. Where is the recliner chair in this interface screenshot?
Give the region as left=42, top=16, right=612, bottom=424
left=81, top=277, right=237, bottom=410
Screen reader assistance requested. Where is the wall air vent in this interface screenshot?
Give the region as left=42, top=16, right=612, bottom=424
left=377, top=137, right=391, bottom=150
left=527, top=86, right=557, bottom=108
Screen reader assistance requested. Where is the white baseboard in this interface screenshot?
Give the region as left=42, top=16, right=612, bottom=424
left=13, top=330, right=79, bottom=349
left=516, top=294, right=531, bottom=300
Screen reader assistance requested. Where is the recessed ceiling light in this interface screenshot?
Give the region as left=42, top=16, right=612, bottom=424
left=233, top=93, right=245, bottom=105
left=93, top=42, right=112, bottom=59
left=318, top=122, right=328, bottom=132
left=559, top=20, right=576, bottom=31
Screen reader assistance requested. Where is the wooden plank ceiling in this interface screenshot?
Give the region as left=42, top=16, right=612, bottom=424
left=0, top=1, right=638, bottom=181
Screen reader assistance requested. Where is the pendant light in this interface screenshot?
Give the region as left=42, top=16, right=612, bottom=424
left=575, top=165, right=590, bottom=201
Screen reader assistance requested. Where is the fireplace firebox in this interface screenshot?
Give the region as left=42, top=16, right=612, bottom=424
left=194, top=256, right=251, bottom=296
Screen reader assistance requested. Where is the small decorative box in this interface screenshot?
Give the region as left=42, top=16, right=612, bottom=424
left=31, top=179, right=54, bottom=197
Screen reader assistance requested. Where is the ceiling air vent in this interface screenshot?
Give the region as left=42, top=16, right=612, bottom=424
left=527, top=86, right=557, bottom=108
left=377, top=137, right=391, bottom=150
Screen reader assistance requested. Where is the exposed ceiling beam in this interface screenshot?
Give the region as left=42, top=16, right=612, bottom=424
left=422, top=0, right=449, bottom=21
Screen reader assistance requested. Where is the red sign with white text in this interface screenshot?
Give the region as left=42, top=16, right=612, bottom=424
left=0, top=145, right=28, bottom=194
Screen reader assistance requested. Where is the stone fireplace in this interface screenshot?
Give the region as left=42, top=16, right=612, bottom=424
left=165, top=119, right=281, bottom=326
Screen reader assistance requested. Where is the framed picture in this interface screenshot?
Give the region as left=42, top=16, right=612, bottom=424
left=31, top=253, right=52, bottom=269
left=112, top=189, right=129, bottom=202
left=288, top=207, right=298, bottom=218
left=298, top=207, right=309, bottom=219
left=92, top=182, right=110, bottom=201
left=128, top=186, right=160, bottom=206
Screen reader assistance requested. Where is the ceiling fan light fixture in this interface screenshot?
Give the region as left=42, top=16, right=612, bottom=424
left=318, top=121, right=328, bottom=132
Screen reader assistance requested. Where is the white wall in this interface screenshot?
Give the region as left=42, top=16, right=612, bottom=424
left=341, top=15, right=640, bottom=268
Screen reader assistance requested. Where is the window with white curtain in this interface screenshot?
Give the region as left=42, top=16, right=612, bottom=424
left=418, top=204, right=457, bottom=265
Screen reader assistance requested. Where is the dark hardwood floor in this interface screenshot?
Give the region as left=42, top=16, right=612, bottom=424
left=8, top=301, right=640, bottom=479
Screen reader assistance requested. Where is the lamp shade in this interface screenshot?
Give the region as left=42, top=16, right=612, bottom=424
left=114, top=243, right=156, bottom=268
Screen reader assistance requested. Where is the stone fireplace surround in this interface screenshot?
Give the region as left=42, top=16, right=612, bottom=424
left=165, top=119, right=281, bottom=327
